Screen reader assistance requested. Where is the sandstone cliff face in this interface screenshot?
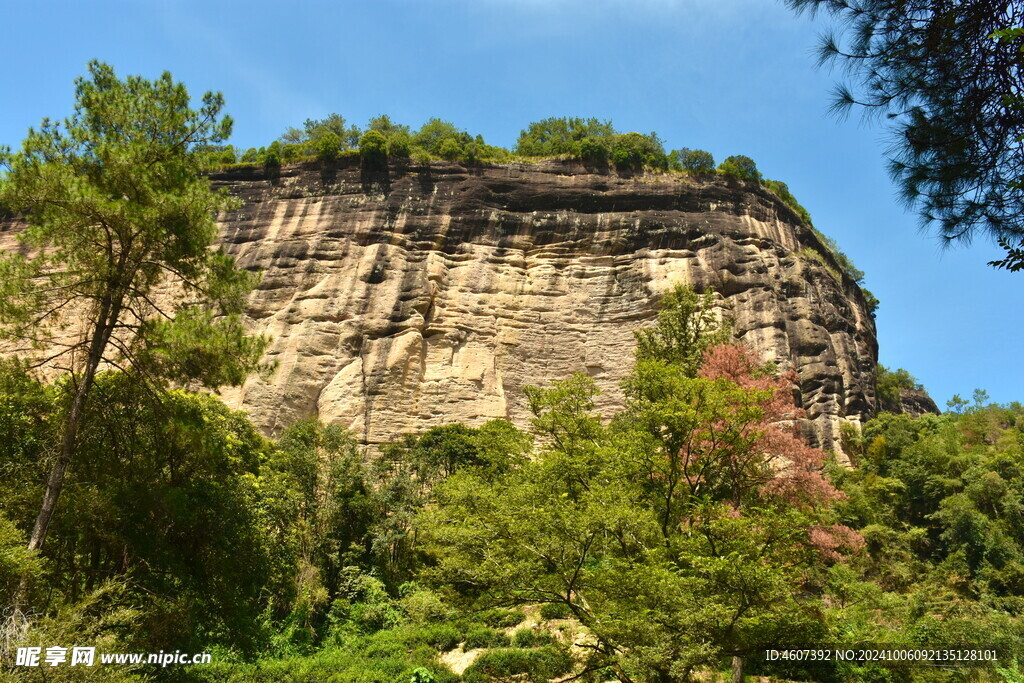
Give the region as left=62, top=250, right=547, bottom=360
left=207, top=158, right=877, bottom=454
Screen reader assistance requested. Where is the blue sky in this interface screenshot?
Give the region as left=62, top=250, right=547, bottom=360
left=2, top=0, right=1019, bottom=408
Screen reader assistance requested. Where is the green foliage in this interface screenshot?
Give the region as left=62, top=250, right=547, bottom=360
left=676, top=147, right=716, bottom=174
left=367, top=114, right=410, bottom=138
left=812, top=228, right=866, bottom=284
left=786, top=0, right=1024, bottom=271
left=538, top=602, right=572, bottom=620
left=511, top=627, right=553, bottom=648
left=0, top=513, right=39, bottom=607
left=56, top=376, right=275, bottom=651
left=0, top=61, right=269, bottom=573
left=717, top=154, right=761, bottom=182
left=365, top=115, right=412, bottom=160
left=387, top=131, right=412, bottom=158
left=411, top=119, right=464, bottom=155
left=359, top=129, right=388, bottom=168
left=282, top=113, right=360, bottom=150
left=419, top=285, right=848, bottom=679
left=875, top=364, right=924, bottom=413
left=478, top=608, right=526, bottom=629
left=515, top=117, right=616, bottom=157
left=313, top=131, right=341, bottom=162
left=462, top=646, right=573, bottom=683
left=632, top=284, right=730, bottom=377
left=862, top=288, right=880, bottom=316
left=516, top=118, right=668, bottom=171
left=998, top=658, right=1024, bottom=683
left=764, top=178, right=813, bottom=225
left=409, top=667, right=437, bottom=683
left=262, top=140, right=282, bottom=170
left=412, top=148, right=432, bottom=166
left=610, top=131, right=668, bottom=171
left=463, top=625, right=510, bottom=650
left=180, top=625, right=461, bottom=683
left=578, top=135, right=610, bottom=164
left=199, top=144, right=238, bottom=168
left=827, top=403, right=1024, bottom=670
left=437, top=137, right=461, bottom=161
left=409, top=118, right=505, bottom=164
left=2, top=581, right=145, bottom=682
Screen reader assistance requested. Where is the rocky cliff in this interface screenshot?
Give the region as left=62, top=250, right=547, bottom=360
left=204, top=158, right=877, bottom=454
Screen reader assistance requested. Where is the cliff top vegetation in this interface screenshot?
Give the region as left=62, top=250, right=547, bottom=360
left=199, top=114, right=871, bottom=302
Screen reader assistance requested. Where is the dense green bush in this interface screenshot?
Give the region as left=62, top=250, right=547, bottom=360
left=822, top=403, right=1024, bottom=672
left=539, top=602, right=572, bottom=620
left=437, top=137, right=462, bottom=161
left=718, top=154, right=761, bottom=182
left=875, top=364, right=924, bottom=412
left=610, top=131, right=668, bottom=171
left=262, top=140, right=282, bottom=170
left=388, top=131, right=412, bottom=158
left=462, top=646, right=573, bottom=683
left=419, top=623, right=462, bottom=652
left=579, top=135, right=610, bottom=164
left=677, top=147, right=716, bottom=174
left=359, top=130, right=388, bottom=167
left=282, top=113, right=361, bottom=150
left=511, top=627, right=554, bottom=647
left=463, top=625, right=510, bottom=650
left=313, top=131, right=341, bottom=162
left=515, top=117, right=615, bottom=157
left=203, top=144, right=237, bottom=167
left=479, top=608, right=527, bottom=629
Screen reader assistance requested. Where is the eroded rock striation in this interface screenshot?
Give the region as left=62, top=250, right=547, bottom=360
left=204, top=158, right=877, bottom=454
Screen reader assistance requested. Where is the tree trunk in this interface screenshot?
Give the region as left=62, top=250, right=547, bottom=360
left=26, top=290, right=122, bottom=550
left=731, top=655, right=745, bottom=683
left=27, top=374, right=94, bottom=553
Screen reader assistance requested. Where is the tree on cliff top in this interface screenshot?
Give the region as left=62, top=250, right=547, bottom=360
left=786, top=0, right=1024, bottom=270
left=0, top=61, right=270, bottom=560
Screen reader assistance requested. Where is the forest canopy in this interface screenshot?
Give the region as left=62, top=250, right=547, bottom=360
left=2, top=285, right=1021, bottom=682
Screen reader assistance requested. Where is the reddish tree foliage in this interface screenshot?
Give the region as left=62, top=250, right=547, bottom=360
left=697, top=343, right=844, bottom=508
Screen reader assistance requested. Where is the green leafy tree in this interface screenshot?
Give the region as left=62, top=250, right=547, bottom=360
left=269, top=420, right=377, bottom=647
left=786, top=0, right=1024, bottom=270
left=262, top=140, right=282, bottom=170
left=375, top=421, right=531, bottom=590
left=437, top=137, right=462, bottom=161
left=634, top=285, right=730, bottom=377
left=676, top=148, right=716, bottom=174
left=359, top=129, right=389, bottom=167
left=367, top=114, right=411, bottom=138
left=827, top=404, right=1024, bottom=666
left=578, top=135, right=610, bottom=164
left=0, top=61, right=269, bottom=558
left=411, top=119, right=468, bottom=158
left=875, top=364, right=924, bottom=413
left=0, top=369, right=286, bottom=652
left=283, top=113, right=361, bottom=150
left=313, top=131, right=342, bottom=162
left=610, top=132, right=668, bottom=171
left=515, top=117, right=616, bottom=157
left=420, top=286, right=852, bottom=680
left=718, top=154, right=761, bottom=182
